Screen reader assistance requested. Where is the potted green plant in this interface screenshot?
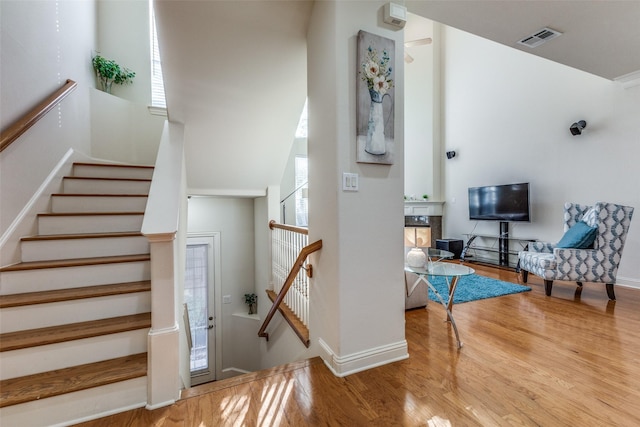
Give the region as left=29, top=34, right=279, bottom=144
left=422, top=194, right=429, bottom=200
left=92, top=54, right=136, bottom=94
left=244, top=293, right=258, bottom=315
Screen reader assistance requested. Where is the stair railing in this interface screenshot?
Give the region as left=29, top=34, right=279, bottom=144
left=0, top=79, right=77, bottom=152
left=259, top=220, right=322, bottom=345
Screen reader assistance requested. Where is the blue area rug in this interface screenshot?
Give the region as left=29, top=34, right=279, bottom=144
left=428, top=274, right=531, bottom=304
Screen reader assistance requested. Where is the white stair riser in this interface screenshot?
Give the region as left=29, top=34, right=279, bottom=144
left=51, top=196, right=148, bottom=213
left=21, top=236, right=149, bottom=262
left=38, top=214, right=144, bottom=235
left=0, top=377, right=147, bottom=427
left=0, top=261, right=150, bottom=295
left=0, top=292, right=151, bottom=333
left=0, top=329, right=148, bottom=380
left=63, top=179, right=151, bottom=195
left=73, top=164, right=154, bottom=180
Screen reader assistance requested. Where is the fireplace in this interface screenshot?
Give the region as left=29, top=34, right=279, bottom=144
left=404, top=215, right=442, bottom=248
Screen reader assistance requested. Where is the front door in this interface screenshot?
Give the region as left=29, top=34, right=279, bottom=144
left=185, top=235, right=218, bottom=385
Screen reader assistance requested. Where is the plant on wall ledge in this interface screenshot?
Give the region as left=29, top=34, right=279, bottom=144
left=92, top=54, right=136, bottom=94
left=244, top=293, right=258, bottom=315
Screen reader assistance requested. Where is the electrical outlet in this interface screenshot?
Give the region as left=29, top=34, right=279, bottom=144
left=222, top=295, right=231, bottom=304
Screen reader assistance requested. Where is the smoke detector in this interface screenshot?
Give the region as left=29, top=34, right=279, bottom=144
left=517, top=27, right=562, bottom=48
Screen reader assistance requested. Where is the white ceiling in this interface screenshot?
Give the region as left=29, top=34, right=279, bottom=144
left=153, top=0, right=312, bottom=196
left=409, top=0, right=640, bottom=81
left=153, top=0, right=640, bottom=195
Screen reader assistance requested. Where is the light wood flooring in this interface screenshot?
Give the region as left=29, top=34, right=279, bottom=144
left=75, top=263, right=640, bottom=426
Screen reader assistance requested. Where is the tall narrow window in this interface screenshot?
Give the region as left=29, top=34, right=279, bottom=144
left=295, top=99, right=308, bottom=138
left=294, top=99, right=308, bottom=226
left=295, top=156, right=308, bottom=227
left=150, top=5, right=166, bottom=109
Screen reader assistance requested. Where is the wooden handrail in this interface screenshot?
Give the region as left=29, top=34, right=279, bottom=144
left=269, top=219, right=308, bottom=235
left=0, top=79, right=77, bottom=153
left=258, top=238, right=322, bottom=343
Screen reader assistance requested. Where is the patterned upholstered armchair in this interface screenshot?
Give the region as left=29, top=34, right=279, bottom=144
left=518, top=202, right=634, bottom=300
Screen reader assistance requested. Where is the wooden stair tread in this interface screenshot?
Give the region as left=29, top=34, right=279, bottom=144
left=0, top=281, right=151, bottom=308
left=0, top=313, right=151, bottom=352
left=51, top=193, right=148, bottom=197
left=21, top=231, right=143, bottom=242
left=63, top=176, right=151, bottom=183
left=0, top=254, right=150, bottom=272
left=0, top=352, right=147, bottom=408
left=73, top=162, right=154, bottom=170
left=37, top=212, right=145, bottom=217
left=265, top=289, right=310, bottom=347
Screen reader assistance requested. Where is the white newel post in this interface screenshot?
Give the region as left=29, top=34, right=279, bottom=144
left=146, top=232, right=181, bottom=409
left=140, top=121, right=185, bottom=408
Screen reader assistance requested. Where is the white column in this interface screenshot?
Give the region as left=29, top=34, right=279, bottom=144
left=307, top=1, right=408, bottom=376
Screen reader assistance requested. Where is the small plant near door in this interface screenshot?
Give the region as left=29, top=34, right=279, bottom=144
left=244, top=293, right=258, bottom=315
left=92, top=54, right=136, bottom=94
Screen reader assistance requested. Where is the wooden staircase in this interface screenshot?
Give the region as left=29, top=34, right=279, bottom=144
left=0, top=162, right=154, bottom=426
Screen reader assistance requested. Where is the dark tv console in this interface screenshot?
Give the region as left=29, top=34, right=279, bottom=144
left=461, top=221, right=536, bottom=269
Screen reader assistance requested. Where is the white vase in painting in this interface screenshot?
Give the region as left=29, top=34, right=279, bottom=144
left=365, top=89, right=389, bottom=155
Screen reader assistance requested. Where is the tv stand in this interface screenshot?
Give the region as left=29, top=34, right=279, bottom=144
left=461, top=222, right=536, bottom=269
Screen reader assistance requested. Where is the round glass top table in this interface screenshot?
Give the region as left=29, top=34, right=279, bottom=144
left=424, top=247, right=454, bottom=262
left=404, top=261, right=475, bottom=349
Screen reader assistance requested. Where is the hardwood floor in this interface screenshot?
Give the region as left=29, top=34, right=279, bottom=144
left=75, top=263, right=640, bottom=426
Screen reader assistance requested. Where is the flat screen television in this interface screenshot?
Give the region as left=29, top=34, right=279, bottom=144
left=468, top=183, right=530, bottom=222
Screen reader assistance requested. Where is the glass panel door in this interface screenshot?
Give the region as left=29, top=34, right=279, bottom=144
left=185, top=236, right=216, bottom=384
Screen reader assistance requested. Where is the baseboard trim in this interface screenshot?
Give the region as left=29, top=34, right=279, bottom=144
left=615, top=276, right=640, bottom=290
left=318, top=338, right=408, bottom=377
left=1, top=148, right=76, bottom=266
left=145, top=399, right=176, bottom=410
left=54, top=402, right=147, bottom=427
left=221, top=367, right=252, bottom=378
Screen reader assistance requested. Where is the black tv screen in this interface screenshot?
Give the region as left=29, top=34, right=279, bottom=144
left=468, top=183, right=530, bottom=222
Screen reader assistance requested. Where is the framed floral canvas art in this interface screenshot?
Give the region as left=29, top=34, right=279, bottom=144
left=356, top=30, right=395, bottom=165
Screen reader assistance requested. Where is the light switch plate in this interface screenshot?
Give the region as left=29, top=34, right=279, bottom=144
left=342, top=173, right=359, bottom=191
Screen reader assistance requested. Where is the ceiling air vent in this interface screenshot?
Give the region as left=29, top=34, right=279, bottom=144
left=517, top=27, right=562, bottom=48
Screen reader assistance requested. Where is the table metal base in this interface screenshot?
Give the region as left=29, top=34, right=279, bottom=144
left=406, top=273, right=462, bottom=348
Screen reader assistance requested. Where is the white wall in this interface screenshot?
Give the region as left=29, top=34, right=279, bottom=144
left=90, top=88, right=164, bottom=165
left=307, top=1, right=408, bottom=376
left=92, top=0, right=164, bottom=165
left=96, top=0, right=151, bottom=104
left=439, top=27, right=640, bottom=286
left=187, top=197, right=261, bottom=374
left=0, top=0, right=96, bottom=233
left=404, top=15, right=438, bottom=201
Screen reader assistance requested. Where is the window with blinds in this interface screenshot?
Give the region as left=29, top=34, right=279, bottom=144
left=150, top=7, right=166, bottom=109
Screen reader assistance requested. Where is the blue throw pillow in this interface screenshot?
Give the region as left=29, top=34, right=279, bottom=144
left=557, top=221, right=598, bottom=249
